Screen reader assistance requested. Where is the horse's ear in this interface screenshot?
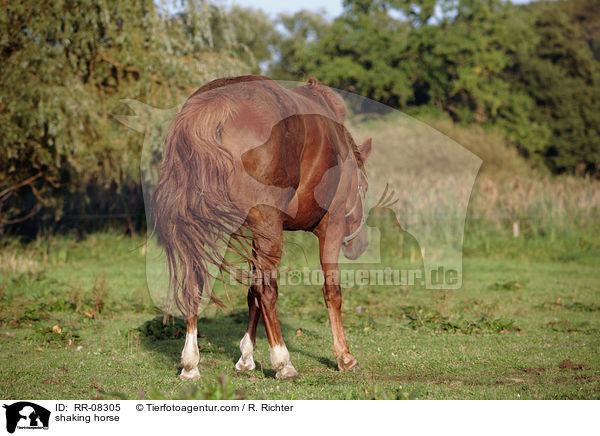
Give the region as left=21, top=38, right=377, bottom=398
left=360, top=138, right=372, bottom=162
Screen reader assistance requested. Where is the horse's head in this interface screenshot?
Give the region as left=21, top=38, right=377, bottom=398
left=342, top=138, right=372, bottom=260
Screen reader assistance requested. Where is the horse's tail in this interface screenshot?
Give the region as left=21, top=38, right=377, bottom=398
left=151, top=90, right=248, bottom=319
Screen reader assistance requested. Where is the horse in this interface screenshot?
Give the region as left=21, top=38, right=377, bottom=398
left=152, top=75, right=372, bottom=380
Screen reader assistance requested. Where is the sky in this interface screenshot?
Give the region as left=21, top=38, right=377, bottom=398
left=221, top=0, right=342, bottom=18
left=221, top=0, right=531, bottom=19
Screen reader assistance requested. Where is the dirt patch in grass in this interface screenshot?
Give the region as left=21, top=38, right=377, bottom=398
left=487, top=279, right=525, bottom=291
left=559, top=359, right=584, bottom=370
left=523, top=367, right=546, bottom=375
left=546, top=320, right=598, bottom=334
left=538, top=300, right=600, bottom=312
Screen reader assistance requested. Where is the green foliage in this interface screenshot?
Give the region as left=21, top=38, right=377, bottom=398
left=0, top=0, right=251, bottom=232
left=271, top=0, right=600, bottom=176
left=1, top=0, right=598, bottom=236
left=277, top=4, right=413, bottom=105
left=138, top=316, right=187, bottom=340
left=268, top=10, right=331, bottom=80
left=399, top=305, right=520, bottom=334
left=227, top=6, right=279, bottom=73
left=29, top=325, right=81, bottom=346
left=510, top=0, right=600, bottom=174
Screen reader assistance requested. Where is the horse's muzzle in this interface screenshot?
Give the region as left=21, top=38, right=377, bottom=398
left=342, top=238, right=368, bottom=260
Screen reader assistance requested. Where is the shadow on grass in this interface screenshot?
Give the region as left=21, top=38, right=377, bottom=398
left=136, top=311, right=337, bottom=378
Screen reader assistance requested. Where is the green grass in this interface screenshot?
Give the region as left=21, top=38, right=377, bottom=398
left=0, top=231, right=598, bottom=400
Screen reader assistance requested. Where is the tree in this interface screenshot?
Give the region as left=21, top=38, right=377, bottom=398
left=0, top=0, right=251, bottom=234
left=226, top=5, right=279, bottom=73
left=511, top=0, right=600, bottom=174
left=275, top=0, right=600, bottom=176
left=267, top=10, right=331, bottom=80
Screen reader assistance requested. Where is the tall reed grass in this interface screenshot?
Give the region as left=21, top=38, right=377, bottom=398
left=349, top=113, right=600, bottom=250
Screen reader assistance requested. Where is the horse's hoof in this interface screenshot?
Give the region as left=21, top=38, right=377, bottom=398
left=275, top=363, right=298, bottom=380
left=345, top=362, right=361, bottom=372
left=235, top=356, right=256, bottom=372
left=179, top=367, right=201, bottom=380
left=338, top=355, right=361, bottom=372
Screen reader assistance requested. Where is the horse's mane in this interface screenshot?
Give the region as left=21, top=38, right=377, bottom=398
left=342, top=126, right=364, bottom=168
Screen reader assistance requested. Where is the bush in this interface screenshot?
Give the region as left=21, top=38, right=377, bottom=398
left=0, top=0, right=251, bottom=235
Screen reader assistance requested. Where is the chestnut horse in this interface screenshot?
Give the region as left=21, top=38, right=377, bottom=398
left=152, top=75, right=372, bottom=380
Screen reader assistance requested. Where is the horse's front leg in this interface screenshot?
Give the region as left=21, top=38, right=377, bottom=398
left=318, top=235, right=361, bottom=372
left=321, top=264, right=361, bottom=372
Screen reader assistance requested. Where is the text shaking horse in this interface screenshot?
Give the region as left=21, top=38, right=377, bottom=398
left=152, top=75, right=372, bottom=380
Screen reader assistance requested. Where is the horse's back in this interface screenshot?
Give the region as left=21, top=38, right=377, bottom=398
left=189, top=76, right=349, bottom=228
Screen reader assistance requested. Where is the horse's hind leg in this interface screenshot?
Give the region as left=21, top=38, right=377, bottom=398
left=180, top=296, right=200, bottom=380
left=235, top=286, right=260, bottom=371
left=244, top=208, right=298, bottom=380
left=180, top=314, right=200, bottom=380
left=257, top=245, right=298, bottom=379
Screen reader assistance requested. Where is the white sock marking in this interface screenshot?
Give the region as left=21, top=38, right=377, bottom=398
left=235, top=332, right=255, bottom=371
left=270, top=344, right=298, bottom=379
left=269, top=344, right=290, bottom=370
left=181, top=328, right=199, bottom=370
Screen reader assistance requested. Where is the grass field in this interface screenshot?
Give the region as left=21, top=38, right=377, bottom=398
left=1, top=115, right=599, bottom=400
left=0, top=227, right=598, bottom=400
